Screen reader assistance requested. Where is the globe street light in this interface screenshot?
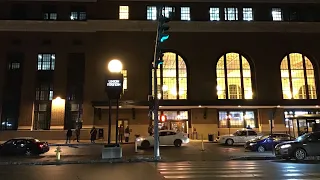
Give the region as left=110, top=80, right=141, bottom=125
left=106, top=59, right=123, bottom=145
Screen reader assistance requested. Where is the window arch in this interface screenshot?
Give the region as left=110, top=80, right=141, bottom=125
left=280, top=53, right=317, bottom=99
left=152, top=52, right=187, bottom=100
left=216, top=52, right=253, bottom=99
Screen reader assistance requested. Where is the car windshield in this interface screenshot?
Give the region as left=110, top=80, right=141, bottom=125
left=295, top=133, right=311, bottom=142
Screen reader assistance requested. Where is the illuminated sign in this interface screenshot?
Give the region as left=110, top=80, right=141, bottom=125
left=107, top=80, right=121, bottom=87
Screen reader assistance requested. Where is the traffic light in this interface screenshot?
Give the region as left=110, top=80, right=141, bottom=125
left=160, top=114, right=167, bottom=122
left=158, top=14, right=170, bottom=43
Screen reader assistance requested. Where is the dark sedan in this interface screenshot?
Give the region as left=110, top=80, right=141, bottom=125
left=245, top=133, right=294, bottom=152
left=0, top=137, right=49, bottom=156
left=275, top=131, right=320, bottom=161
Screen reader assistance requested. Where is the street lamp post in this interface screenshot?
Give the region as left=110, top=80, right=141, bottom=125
left=106, top=59, right=123, bottom=145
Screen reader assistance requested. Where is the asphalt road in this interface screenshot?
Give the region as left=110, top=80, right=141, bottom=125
left=0, top=142, right=274, bottom=162
left=1, top=160, right=320, bottom=180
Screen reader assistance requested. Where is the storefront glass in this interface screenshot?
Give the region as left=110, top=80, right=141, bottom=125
left=153, top=110, right=189, bottom=133
left=218, top=110, right=256, bottom=128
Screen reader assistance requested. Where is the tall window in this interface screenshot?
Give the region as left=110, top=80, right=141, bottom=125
left=119, top=6, right=129, bottom=19
left=180, top=7, right=190, bottom=21
left=243, top=8, right=253, bottom=21
left=219, top=110, right=256, bottom=128
left=224, top=7, right=238, bottom=21
left=121, top=70, right=128, bottom=91
left=209, top=7, right=220, bottom=21
left=216, top=53, right=253, bottom=99
left=162, top=6, right=175, bottom=18
left=280, top=53, right=317, bottom=99
left=272, top=8, right=282, bottom=21
left=38, top=54, right=55, bottom=70
left=43, top=5, right=57, bottom=20
left=34, top=84, right=53, bottom=130
left=147, top=6, right=157, bottom=20
left=152, top=52, right=187, bottom=100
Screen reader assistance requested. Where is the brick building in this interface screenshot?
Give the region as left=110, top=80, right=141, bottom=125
left=0, top=0, right=319, bottom=140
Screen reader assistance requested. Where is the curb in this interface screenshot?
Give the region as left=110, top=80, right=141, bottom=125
left=231, top=156, right=277, bottom=160
left=0, top=157, right=160, bottom=166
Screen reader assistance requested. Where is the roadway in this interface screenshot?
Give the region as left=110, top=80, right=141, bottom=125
left=1, top=160, right=320, bottom=180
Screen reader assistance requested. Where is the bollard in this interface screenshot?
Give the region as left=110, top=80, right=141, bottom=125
left=201, top=134, right=205, bottom=151
left=55, top=146, right=62, bottom=161
left=135, top=139, right=138, bottom=153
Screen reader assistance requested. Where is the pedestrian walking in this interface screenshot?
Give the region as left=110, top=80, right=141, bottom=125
left=90, top=126, right=97, bottom=143
left=66, top=128, right=72, bottom=144
left=119, top=124, right=124, bottom=143
left=124, top=126, right=130, bottom=143
left=75, top=127, right=80, bottom=142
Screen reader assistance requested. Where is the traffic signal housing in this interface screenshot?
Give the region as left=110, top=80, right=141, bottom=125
left=158, top=15, right=170, bottom=43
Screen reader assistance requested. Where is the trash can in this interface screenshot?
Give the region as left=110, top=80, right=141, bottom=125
left=208, top=134, right=214, bottom=142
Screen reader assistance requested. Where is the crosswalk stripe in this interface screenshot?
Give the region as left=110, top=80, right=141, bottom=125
left=154, top=162, right=320, bottom=179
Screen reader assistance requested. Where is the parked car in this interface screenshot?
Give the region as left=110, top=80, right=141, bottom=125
left=275, top=131, right=320, bottom=161
left=0, top=137, right=49, bottom=156
left=217, top=129, right=261, bottom=145
left=136, top=130, right=189, bottom=148
left=245, top=133, right=294, bottom=152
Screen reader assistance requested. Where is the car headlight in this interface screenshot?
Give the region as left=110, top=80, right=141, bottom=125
left=249, top=143, right=257, bottom=146
left=280, top=144, right=291, bottom=149
left=136, top=138, right=144, bottom=142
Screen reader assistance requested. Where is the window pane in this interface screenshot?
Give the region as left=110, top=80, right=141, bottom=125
left=224, top=7, right=238, bottom=21
left=163, top=53, right=177, bottom=99
left=229, top=111, right=244, bottom=128
left=244, top=111, right=255, bottom=128
left=147, top=6, right=157, bottom=20
left=178, top=56, right=187, bottom=99
left=209, top=7, right=220, bottom=21
left=243, top=8, right=253, bottom=21
left=119, top=6, right=129, bottom=19
left=38, top=53, right=55, bottom=71
left=272, top=8, right=282, bottom=21
left=219, top=111, right=228, bottom=128
left=162, top=6, right=174, bottom=18
left=181, top=7, right=190, bottom=21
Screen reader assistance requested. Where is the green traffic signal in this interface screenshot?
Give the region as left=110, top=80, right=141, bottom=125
left=160, top=34, right=169, bottom=42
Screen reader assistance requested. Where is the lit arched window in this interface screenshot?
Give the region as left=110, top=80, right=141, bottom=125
left=216, top=52, right=253, bottom=99
left=152, top=52, right=187, bottom=100
left=280, top=53, right=317, bottom=99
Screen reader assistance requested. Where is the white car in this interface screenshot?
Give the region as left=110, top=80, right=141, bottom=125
left=217, top=129, right=261, bottom=145
left=136, top=130, right=190, bottom=148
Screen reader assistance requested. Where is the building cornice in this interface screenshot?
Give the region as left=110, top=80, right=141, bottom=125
left=1, top=20, right=320, bottom=33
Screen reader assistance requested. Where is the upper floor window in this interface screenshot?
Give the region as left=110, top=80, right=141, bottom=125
left=38, top=54, right=55, bottom=71
left=147, top=6, right=175, bottom=20
left=119, top=6, right=129, bottom=19
left=216, top=52, right=253, bottom=99
left=35, top=84, right=53, bottom=101
left=180, top=7, right=190, bottom=21
left=43, top=5, right=57, bottom=20
left=280, top=53, right=317, bottom=99
left=272, top=8, right=283, bottom=21
left=121, top=70, right=128, bottom=91
left=209, top=7, right=220, bottom=21
left=243, top=8, right=253, bottom=21
left=8, top=62, right=20, bottom=70
left=224, top=7, right=238, bottom=21
left=70, top=11, right=87, bottom=21
left=152, top=52, right=187, bottom=100
left=147, top=6, right=157, bottom=20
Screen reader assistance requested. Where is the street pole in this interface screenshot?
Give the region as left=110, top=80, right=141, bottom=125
left=115, top=99, right=119, bottom=144
left=108, top=100, right=112, bottom=144
left=152, top=6, right=163, bottom=160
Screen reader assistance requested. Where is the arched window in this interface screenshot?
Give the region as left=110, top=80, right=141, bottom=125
left=216, top=52, right=253, bottom=99
left=152, top=52, right=187, bottom=100
left=280, top=53, right=317, bottom=99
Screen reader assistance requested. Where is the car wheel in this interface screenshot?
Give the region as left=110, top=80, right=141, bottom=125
left=141, top=140, right=150, bottom=149
left=25, top=149, right=32, bottom=156
left=174, top=139, right=182, bottom=147
left=257, top=145, right=265, bottom=153
left=226, top=139, right=234, bottom=146
left=294, top=148, right=307, bottom=161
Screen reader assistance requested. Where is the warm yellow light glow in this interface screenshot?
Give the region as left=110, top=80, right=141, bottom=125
left=108, top=59, right=123, bottom=73
left=52, top=97, right=65, bottom=107
left=162, top=85, right=168, bottom=91
left=157, top=93, right=161, bottom=99
left=245, top=91, right=253, bottom=99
